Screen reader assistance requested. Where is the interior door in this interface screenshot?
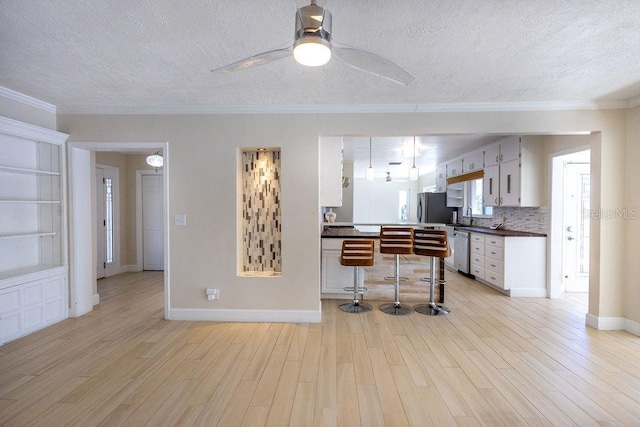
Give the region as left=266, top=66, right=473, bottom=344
left=95, top=168, right=106, bottom=279
left=142, top=174, right=164, bottom=270
left=562, top=162, right=590, bottom=292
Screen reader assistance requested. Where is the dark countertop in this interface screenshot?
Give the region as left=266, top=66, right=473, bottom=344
left=448, top=225, right=547, bottom=237
left=321, top=227, right=380, bottom=238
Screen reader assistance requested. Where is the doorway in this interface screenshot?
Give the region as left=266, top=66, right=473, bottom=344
left=549, top=148, right=590, bottom=303
left=67, top=142, right=169, bottom=319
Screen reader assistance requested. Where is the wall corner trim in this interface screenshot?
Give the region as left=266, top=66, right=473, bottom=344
left=585, top=313, right=640, bottom=336
left=168, top=308, right=321, bottom=323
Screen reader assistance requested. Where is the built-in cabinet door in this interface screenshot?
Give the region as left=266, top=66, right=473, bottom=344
left=435, top=164, right=446, bottom=192
left=483, top=165, right=500, bottom=206
left=462, top=150, right=484, bottom=173
left=499, top=137, right=521, bottom=163
left=484, top=144, right=500, bottom=167
left=499, top=159, right=520, bottom=206
left=446, top=158, right=463, bottom=178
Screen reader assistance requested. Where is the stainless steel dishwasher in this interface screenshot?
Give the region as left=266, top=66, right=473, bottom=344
left=453, top=230, right=470, bottom=275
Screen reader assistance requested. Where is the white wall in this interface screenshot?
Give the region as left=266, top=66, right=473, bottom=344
left=353, top=178, right=420, bottom=224
left=56, top=109, right=629, bottom=328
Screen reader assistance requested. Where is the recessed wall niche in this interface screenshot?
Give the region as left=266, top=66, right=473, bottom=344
left=239, top=149, right=282, bottom=277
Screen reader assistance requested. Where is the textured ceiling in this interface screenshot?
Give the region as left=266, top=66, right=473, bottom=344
left=1, top=0, right=640, bottom=113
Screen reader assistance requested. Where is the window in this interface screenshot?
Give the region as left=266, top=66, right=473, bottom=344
left=399, top=190, right=409, bottom=221
left=105, top=177, right=114, bottom=264
left=465, top=178, right=493, bottom=217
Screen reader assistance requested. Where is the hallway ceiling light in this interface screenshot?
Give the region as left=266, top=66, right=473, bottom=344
left=146, top=152, right=163, bottom=168
left=409, top=137, right=419, bottom=181
left=366, top=137, right=375, bottom=180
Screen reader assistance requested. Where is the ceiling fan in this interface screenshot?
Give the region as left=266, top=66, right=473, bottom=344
left=211, top=0, right=415, bottom=86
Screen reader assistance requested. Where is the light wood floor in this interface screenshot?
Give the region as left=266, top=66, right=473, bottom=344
left=1, top=271, right=639, bottom=426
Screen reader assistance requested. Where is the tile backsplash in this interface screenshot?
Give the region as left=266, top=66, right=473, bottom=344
left=459, top=206, right=549, bottom=234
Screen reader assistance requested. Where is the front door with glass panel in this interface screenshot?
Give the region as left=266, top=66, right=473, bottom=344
left=562, top=162, right=590, bottom=292
left=96, top=165, right=119, bottom=279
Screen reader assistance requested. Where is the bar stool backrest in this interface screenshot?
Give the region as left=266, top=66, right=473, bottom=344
left=340, top=240, right=375, bottom=267
left=414, top=229, right=451, bottom=258
left=379, top=227, right=414, bottom=255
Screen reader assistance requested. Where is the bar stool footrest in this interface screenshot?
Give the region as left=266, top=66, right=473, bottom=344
left=383, top=276, right=409, bottom=282
left=379, top=302, right=414, bottom=316
left=414, top=303, right=450, bottom=316
left=343, top=287, right=368, bottom=293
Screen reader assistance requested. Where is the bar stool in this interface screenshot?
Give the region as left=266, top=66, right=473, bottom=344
left=339, top=240, right=375, bottom=313
left=378, top=226, right=415, bottom=316
left=413, top=229, right=451, bottom=316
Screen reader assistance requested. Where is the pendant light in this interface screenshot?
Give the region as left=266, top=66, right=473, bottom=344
left=366, top=137, right=375, bottom=180
left=146, top=151, right=163, bottom=168
left=409, top=137, right=419, bottom=181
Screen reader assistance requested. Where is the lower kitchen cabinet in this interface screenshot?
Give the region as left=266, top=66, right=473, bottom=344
left=470, top=232, right=546, bottom=297
left=321, top=238, right=363, bottom=297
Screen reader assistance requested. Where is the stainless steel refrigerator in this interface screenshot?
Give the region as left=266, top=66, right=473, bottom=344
left=416, top=192, right=454, bottom=224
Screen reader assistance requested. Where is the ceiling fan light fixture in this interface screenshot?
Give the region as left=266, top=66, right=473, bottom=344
left=293, top=37, right=331, bottom=67
left=146, top=152, right=163, bottom=168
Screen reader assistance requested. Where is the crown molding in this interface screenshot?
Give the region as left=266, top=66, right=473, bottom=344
left=0, top=86, right=56, bottom=114
left=0, top=116, right=68, bottom=144
left=628, top=95, right=640, bottom=108
left=57, top=100, right=632, bottom=115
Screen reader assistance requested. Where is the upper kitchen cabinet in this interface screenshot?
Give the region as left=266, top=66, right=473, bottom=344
left=446, top=157, right=463, bottom=178
left=435, top=164, right=446, bottom=192
left=320, top=136, right=343, bottom=207
left=483, top=136, right=543, bottom=207
left=462, top=149, right=484, bottom=173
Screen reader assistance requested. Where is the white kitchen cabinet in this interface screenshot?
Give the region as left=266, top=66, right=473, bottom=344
left=0, top=116, right=68, bottom=345
left=435, top=164, right=446, bottom=192
left=483, top=164, right=500, bottom=206
left=321, top=238, right=363, bottom=297
left=320, top=136, right=343, bottom=207
left=446, top=158, right=463, bottom=178
left=462, top=150, right=484, bottom=173
left=470, top=232, right=546, bottom=297
left=470, top=233, right=485, bottom=279
left=499, top=159, right=520, bottom=206
left=482, top=136, right=542, bottom=207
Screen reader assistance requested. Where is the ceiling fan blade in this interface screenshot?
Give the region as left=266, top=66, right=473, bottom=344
left=332, top=45, right=415, bottom=86
left=212, top=45, right=293, bottom=73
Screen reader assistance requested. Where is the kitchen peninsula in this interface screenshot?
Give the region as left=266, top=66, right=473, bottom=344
left=321, top=222, right=446, bottom=302
left=321, top=222, right=547, bottom=299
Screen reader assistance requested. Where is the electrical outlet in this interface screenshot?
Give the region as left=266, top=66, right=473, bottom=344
left=206, top=288, right=219, bottom=301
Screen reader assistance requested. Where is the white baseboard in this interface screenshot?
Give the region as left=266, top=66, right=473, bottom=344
left=168, top=308, right=322, bottom=323
left=585, top=314, right=640, bottom=336
left=92, top=293, right=100, bottom=306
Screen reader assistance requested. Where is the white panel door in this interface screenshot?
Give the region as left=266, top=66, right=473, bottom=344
left=142, top=174, right=164, bottom=270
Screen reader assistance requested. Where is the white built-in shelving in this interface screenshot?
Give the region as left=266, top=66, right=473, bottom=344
left=0, top=116, right=69, bottom=345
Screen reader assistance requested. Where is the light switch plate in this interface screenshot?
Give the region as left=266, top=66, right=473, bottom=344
left=174, top=214, right=187, bottom=226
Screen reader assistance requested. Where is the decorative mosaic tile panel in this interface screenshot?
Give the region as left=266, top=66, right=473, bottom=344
left=242, top=150, right=282, bottom=273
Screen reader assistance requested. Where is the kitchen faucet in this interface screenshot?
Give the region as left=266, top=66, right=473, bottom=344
left=467, top=207, right=474, bottom=226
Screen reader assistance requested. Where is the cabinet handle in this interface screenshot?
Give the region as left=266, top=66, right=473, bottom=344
left=496, top=154, right=499, bottom=163
left=500, top=154, right=503, bottom=161
left=495, top=197, right=498, bottom=204
left=500, top=197, right=503, bottom=204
